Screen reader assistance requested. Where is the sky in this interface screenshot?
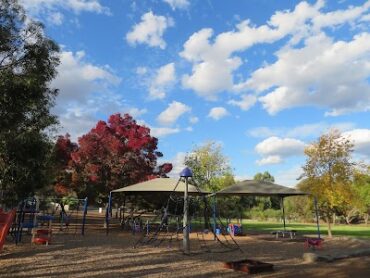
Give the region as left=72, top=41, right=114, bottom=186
left=21, top=0, right=370, bottom=186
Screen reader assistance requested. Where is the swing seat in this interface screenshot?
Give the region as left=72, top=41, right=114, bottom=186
left=33, top=237, right=51, bottom=245
left=304, top=238, right=323, bottom=250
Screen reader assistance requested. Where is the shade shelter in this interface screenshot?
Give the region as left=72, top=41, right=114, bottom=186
left=216, top=180, right=305, bottom=197
left=106, top=176, right=209, bottom=242
left=215, top=180, right=318, bottom=237
left=111, top=177, right=208, bottom=195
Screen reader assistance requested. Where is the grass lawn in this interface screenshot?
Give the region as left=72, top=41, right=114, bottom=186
left=240, top=220, right=370, bottom=238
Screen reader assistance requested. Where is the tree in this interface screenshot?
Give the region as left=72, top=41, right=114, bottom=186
left=253, top=171, right=280, bottom=210
left=0, top=0, right=60, bottom=205
left=353, top=168, right=370, bottom=225
left=70, top=113, right=170, bottom=203
left=51, top=134, right=79, bottom=197
left=184, top=141, right=233, bottom=227
left=254, top=171, right=275, bottom=183
left=184, top=141, right=231, bottom=191
left=301, top=130, right=355, bottom=237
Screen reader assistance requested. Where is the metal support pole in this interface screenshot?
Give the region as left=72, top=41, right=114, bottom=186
left=82, top=197, right=88, bottom=235
left=314, top=196, right=321, bottom=239
left=106, top=192, right=112, bottom=235
left=183, top=177, right=190, bottom=254
left=213, top=194, right=217, bottom=240
left=281, top=197, right=286, bottom=232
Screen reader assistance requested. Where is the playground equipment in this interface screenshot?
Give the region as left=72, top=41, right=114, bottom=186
left=0, top=209, right=16, bottom=252
left=14, top=196, right=88, bottom=244
left=32, top=215, right=53, bottom=245
left=304, top=237, right=324, bottom=250
left=106, top=168, right=243, bottom=254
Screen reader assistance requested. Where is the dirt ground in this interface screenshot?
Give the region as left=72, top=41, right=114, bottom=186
left=1, top=213, right=370, bottom=277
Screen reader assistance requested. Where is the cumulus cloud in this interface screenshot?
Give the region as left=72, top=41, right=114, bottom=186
left=126, top=108, right=147, bottom=118
left=50, top=50, right=124, bottom=140
left=149, top=63, right=176, bottom=99
left=274, top=166, right=303, bottom=187
left=157, top=101, right=191, bottom=126
left=165, top=152, right=187, bottom=178
left=248, top=122, right=356, bottom=139
left=255, top=136, right=306, bottom=165
left=343, top=129, right=370, bottom=156
left=151, top=127, right=181, bottom=137
left=52, top=50, right=120, bottom=106
left=208, top=107, right=229, bottom=120
left=179, top=0, right=370, bottom=115
left=20, top=0, right=110, bottom=24
left=228, top=94, right=257, bottom=111
left=126, top=11, right=174, bottom=49
left=189, top=116, right=199, bottom=124
left=179, top=1, right=323, bottom=99
left=248, top=33, right=370, bottom=115
left=163, top=0, right=190, bottom=10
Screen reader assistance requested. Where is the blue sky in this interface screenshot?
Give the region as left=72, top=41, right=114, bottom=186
left=21, top=0, right=370, bottom=186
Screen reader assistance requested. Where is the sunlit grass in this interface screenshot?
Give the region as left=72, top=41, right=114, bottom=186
left=240, top=220, right=370, bottom=238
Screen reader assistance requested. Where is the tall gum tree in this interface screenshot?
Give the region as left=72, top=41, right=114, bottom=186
left=0, top=0, right=60, bottom=204
left=301, top=130, right=355, bottom=237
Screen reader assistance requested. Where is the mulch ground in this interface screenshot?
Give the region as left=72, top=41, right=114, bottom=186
left=1, top=213, right=370, bottom=277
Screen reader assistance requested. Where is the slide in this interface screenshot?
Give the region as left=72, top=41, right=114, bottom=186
left=0, top=209, right=16, bottom=252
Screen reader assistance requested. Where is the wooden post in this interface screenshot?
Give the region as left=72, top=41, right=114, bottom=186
left=183, top=177, right=190, bottom=254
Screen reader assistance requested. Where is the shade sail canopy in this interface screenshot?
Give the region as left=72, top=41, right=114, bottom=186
left=111, top=177, right=208, bottom=195
left=216, top=180, right=306, bottom=197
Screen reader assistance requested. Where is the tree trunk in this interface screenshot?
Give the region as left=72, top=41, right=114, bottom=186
left=327, top=214, right=332, bottom=238
left=365, top=213, right=369, bottom=226
left=332, top=213, right=336, bottom=226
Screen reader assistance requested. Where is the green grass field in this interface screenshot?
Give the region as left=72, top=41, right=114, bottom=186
left=240, top=220, right=370, bottom=238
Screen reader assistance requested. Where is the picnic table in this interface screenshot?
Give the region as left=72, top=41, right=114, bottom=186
left=272, top=230, right=296, bottom=239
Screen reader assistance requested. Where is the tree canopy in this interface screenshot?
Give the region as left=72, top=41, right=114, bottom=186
left=301, top=129, right=355, bottom=237
left=0, top=0, right=60, bottom=204
left=184, top=141, right=231, bottom=191
left=57, top=113, right=171, bottom=202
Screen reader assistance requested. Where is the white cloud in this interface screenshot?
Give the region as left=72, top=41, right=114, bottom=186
left=343, top=129, right=370, bottom=156
left=151, top=127, right=181, bottom=137
left=179, top=1, right=324, bottom=99
left=163, top=0, right=190, bottom=10
left=50, top=50, right=124, bottom=140
left=255, top=136, right=306, bottom=165
left=149, top=63, right=176, bottom=99
left=228, top=94, right=257, bottom=111
left=189, top=116, right=199, bottom=124
left=248, top=122, right=356, bottom=139
left=47, top=12, right=64, bottom=25
left=125, top=108, right=147, bottom=118
left=166, top=152, right=187, bottom=178
left=208, top=107, right=229, bottom=120
left=179, top=0, right=370, bottom=112
left=157, top=101, right=191, bottom=126
left=58, top=106, right=97, bottom=141
left=274, top=166, right=303, bottom=187
left=126, top=11, right=174, bottom=49
left=136, top=66, right=148, bottom=75
left=20, top=0, right=110, bottom=24
left=256, top=155, right=282, bottom=166
left=248, top=33, right=370, bottom=115
left=52, top=50, right=120, bottom=106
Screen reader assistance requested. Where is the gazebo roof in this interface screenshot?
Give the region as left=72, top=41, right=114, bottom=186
left=216, top=180, right=306, bottom=197
left=111, top=177, right=208, bottom=195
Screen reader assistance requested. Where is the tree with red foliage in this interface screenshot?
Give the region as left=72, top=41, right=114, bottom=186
left=70, top=113, right=171, bottom=202
left=51, top=134, right=79, bottom=197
